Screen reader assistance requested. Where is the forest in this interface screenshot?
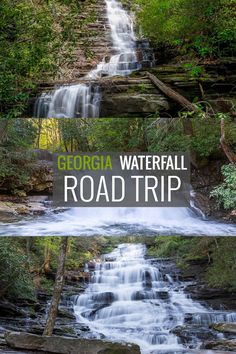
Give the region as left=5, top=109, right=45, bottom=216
left=1, top=236, right=236, bottom=352
left=0, top=117, right=235, bottom=220
left=0, top=0, right=236, bottom=351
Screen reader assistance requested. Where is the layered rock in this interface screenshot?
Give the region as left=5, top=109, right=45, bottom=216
left=30, top=60, right=236, bottom=117
left=58, top=0, right=113, bottom=80
left=5, top=332, right=141, bottom=354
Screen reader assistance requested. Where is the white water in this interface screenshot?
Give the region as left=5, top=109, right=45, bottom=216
left=87, top=0, right=140, bottom=78
left=34, top=0, right=143, bottom=118
left=0, top=206, right=236, bottom=236
left=74, top=244, right=236, bottom=353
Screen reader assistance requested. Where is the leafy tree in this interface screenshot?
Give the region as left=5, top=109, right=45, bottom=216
left=0, top=119, right=37, bottom=194
left=0, top=0, right=80, bottom=119
left=210, top=164, right=236, bottom=210
left=206, top=238, right=236, bottom=290
left=89, top=118, right=149, bottom=151
left=135, top=0, right=236, bottom=57
left=0, top=238, right=34, bottom=300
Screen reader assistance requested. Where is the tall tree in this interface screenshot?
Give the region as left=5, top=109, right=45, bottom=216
left=43, top=237, right=69, bottom=336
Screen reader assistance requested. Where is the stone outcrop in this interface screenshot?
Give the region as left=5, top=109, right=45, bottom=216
left=32, top=60, right=236, bottom=117
left=58, top=0, right=113, bottom=80
left=0, top=196, right=50, bottom=222
left=5, top=332, right=141, bottom=354
left=28, top=161, right=53, bottom=193
left=203, top=339, right=236, bottom=351
left=210, top=323, right=236, bottom=334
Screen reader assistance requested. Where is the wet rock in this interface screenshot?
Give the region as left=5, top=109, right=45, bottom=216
left=91, top=292, right=115, bottom=305
left=5, top=332, right=141, bottom=354
left=131, top=290, right=148, bottom=301
left=227, top=210, right=236, bottom=223
left=203, top=339, right=236, bottom=351
left=193, top=192, right=212, bottom=216
left=171, top=325, right=216, bottom=343
left=65, top=271, right=90, bottom=284
left=156, top=291, right=169, bottom=300
left=0, top=302, right=28, bottom=318
left=185, top=283, right=236, bottom=310
left=210, top=323, right=236, bottom=334
left=0, top=195, right=50, bottom=221
left=142, top=270, right=153, bottom=288
left=0, top=202, right=18, bottom=219
left=57, top=309, right=76, bottom=320
left=86, top=261, right=97, bottom=270
left=28, top=325, right=77, bottom=338
left=81, top=304, right=109, bottom=320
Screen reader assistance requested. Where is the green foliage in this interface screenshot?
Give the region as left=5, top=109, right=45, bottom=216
left=147, top=113, right=236, bottom=158
left=135, top=0, right=236, bottom=58
left=127, top=83, right=150, bottom=94
left=89, top=118, right=148, bottom=151
left=0, top=238, right=35, bottom=300
left=210, top=164, right=236, bottom=210
left=205, top=238, right=236, bottom=290
left=147, top=118, right=191, bottom=153
left=0, top=0, right=80, bottom=118
left=183, top=63, right=204, bottom=78
left=0, top=119, right=37, bottom=194
left=148, top=236, right=236, bottom=290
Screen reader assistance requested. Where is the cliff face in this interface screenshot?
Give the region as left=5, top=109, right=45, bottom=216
left=57, top=0, right=113, bottom=81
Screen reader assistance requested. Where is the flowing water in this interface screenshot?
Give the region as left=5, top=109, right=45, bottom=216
left=0, top=206, right=236, bottom=236
left=74, top=243, right=236, bottom=353
left=34, top=0, right=153, bottom=118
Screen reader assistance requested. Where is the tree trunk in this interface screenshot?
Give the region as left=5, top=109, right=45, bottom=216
left=220, top=118, right=236, bottom=166
left=0, top=119, right=10, bottom=143
left=43, top=237, right=68, bottom=336
left=182, top=118, right=199, bottom=167
left=36, top=118, right=43, bottom=148
left=43, top=243, right=52, bottom=276
left=146, top=72, right=198, bottom=112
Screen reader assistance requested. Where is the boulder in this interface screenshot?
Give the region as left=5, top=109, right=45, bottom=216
left=203, top=339, right=236, bottom=351
left=5, top=332, right=141, bottom=354
left=156, top=291, right=169, bottom=300
left=0, top=202, right=18, bottom=219
left=171, top=325, right=216, bottom=343
left=100, top=93, right=169, bottom=117
left=210, top=323, right=236, bottom=334
left=91, top=292, right=116, bottom=305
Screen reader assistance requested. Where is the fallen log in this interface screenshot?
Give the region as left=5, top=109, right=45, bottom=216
left=146, top=71, right=198, bottom=112
left=220, top=118, right=236, bottom=165
left=5, top=331, right=141, bottom=354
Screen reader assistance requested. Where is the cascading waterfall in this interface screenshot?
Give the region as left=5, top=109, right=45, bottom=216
left=1, top=206, right=235, bottom=236
left=34, top=84, right=101, bottom=119
left=87, top=0, right=140, bottom=78
left=34, top=0, right=149, bottom=118
left=74, top=244, right=236, bottom=353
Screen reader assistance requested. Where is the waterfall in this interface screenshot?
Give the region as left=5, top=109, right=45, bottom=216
left=34, top=0, right=150, bottom=118
left=34, top=84, right=101, bottom=119
left=87, top=0, right=140, bottom=79
left=1, top=206, right=236, bottom=236
left=74, top=244, right=236, bottom=353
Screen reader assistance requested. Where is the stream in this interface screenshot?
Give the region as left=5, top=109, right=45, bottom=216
left=74, top=243, right=236, bottom=354
left=0, top=206, right=236, bottom=236
left=34, top=0, right=155, bottom=118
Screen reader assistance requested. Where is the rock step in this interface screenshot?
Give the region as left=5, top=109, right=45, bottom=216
left=5, top=332, right=141, bottom=354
